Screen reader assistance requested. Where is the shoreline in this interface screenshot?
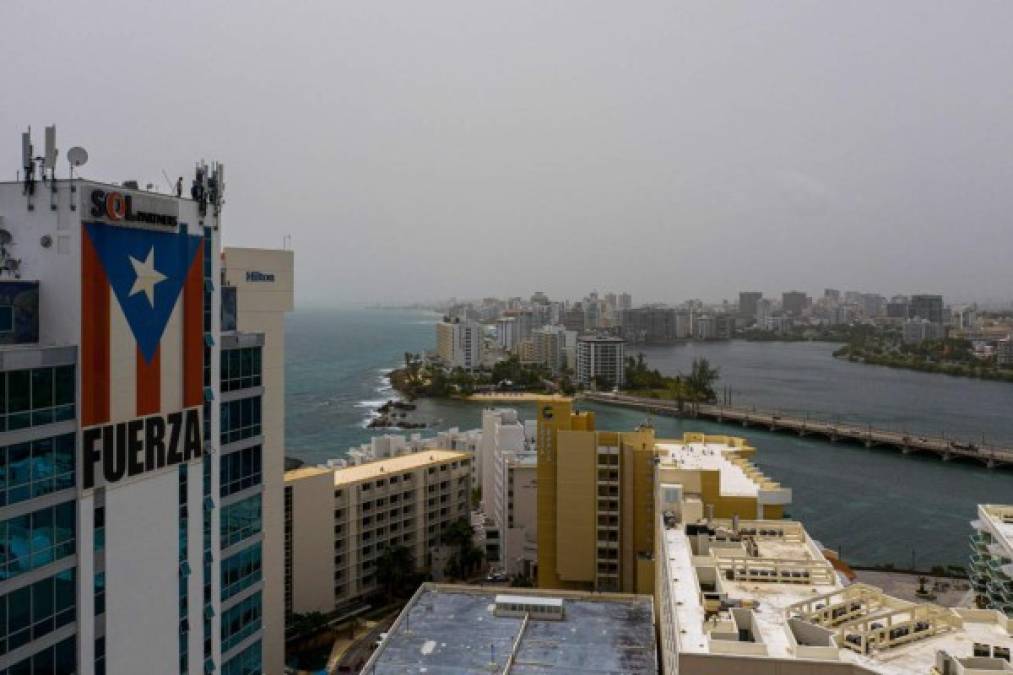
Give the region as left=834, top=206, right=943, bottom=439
left=833, top=350, right=1013, bottom=383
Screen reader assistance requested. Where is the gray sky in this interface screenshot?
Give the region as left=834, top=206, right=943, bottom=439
left=3, top=1, right=1012, bottom=306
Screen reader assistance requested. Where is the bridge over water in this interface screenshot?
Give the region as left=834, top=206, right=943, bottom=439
left=579, top=392, right=1013, bottom=469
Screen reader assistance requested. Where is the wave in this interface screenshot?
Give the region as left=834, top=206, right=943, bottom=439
left=355, top=399, right=389, bottom=409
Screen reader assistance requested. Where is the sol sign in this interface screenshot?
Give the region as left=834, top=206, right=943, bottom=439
left=86, top=187, right=179, bottom=228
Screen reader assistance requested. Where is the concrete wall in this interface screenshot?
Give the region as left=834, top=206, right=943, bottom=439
left=288, top=471, right=335, bottom=614
left=556, top=430, right=597, bottom=584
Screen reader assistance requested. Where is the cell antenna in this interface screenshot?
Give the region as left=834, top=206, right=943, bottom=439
left=44, top=126, right=57, bottom=172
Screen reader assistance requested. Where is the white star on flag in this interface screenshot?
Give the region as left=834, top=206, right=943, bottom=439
left=128, top=247, right=167, bottom=307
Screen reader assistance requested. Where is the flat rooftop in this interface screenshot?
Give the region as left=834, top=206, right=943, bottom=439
left=656, top=441, right=764, bottom=497
left=284, top=449, right=470, bottom=486
left=980, top=504, right=1013, bottom=553
left=662, top=521, right=842, bottom=657
left=661, top=520, right=1013, bottom=675
left=365, top=584, right=658, bottom=674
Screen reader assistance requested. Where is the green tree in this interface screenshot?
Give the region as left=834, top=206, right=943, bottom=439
left=375, top=544, right=416, bottom=601
left=685, top=357, right=720, bottom=402
left=441, top=518, right=484, bottom=579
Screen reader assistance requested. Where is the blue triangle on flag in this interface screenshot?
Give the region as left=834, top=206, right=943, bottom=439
left=84, top=222, right=202, bottom=363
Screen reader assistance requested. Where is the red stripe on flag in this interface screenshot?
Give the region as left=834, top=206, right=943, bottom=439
left=81, top=227, right=111, bottom=426
left=136, top=344, right=161, bottom=415
left=182, top=244, right=204, bottom=408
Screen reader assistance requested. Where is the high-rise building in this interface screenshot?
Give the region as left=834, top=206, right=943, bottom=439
left=529, top=291, right=549, bottom=306
left=495, top=316, right=517, bottom=351
left=617, top=292, right=633, bottom=311
left=910, top=294, right=944, bottom=324
left=575, top=336, right=625, bottom=388
left=0, top=147, right=291, bottom=674
left=535, top=401, right=790, bottom=596
left=738, top=291, right=762, bottom=322
left=562, top=303, right=585, bottom=333
left=477, top=409, right=538, bottom=578
left=824, top=288, right=841, bottom=303
left=435, top=318, right=482, bottom=369
left=532, top=326, right=565, bottom=374
left=284, top=450, right=472, bottom=616
left=781, top=290, right=808, bottom=317
left=886, top=295, right=910, bottom=319
left=620, top=307, right=677, bottom=344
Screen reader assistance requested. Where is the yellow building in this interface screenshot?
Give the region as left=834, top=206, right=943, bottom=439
left=536, top=401, right=791, bottom=595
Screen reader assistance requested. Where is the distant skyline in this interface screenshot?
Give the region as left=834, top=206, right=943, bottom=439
left=4, top=1, right=1012, bottom=307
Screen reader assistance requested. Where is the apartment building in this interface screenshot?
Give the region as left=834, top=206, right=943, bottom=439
left=0, top=138, right=291, bottom=675
left=476, top=409, right=538, bottom=578
left=575, top=335, right=625, bottom=388
left=283, top=450, right=472, bottom=617
left=970, top=504, right=1013, bottom=617
left=435, top=318, right=482, bottom=370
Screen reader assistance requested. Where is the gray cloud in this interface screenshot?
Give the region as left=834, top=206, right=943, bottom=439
left=2, top=1, right=1011, bottom=306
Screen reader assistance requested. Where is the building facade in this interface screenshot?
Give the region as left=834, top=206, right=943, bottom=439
left=435, top=318, right=482, bottom=370
left=909, top=294, right=944, bottom=324
left=738, top=292, right=762, bottom=323
left=284, top=450, right=472, bottom=616
left=0, top=157, right=290, bottom=674
left=575, top=335, right=625, bottom=388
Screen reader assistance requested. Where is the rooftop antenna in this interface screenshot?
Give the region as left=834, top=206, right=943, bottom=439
left=43, top=125, right=57, bottom=180
left=21, top=128, right=35, bottom=200
left=66, top=146, right=88, bottom=210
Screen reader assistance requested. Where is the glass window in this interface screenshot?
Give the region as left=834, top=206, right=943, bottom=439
left=221, top=543, right=262, bottom=601
left=221, top=592, right=262, bottom=653
left=220, top=396, right=261, bottom=445
left=0, top=570, right=76, bottom=656
left=0, top=367, right=75, bottom=431
left=221, top=347, right=263, bottom=392
left=222, top=639, right=262, bottom=675
left=0, top=501, right=75, bottom=580
left=0, top=433, right=74, bottom=508
left=0, top=306, right=13, bottom=333
left=220, top=446, right=262, bottom=497
left=221, top=494, right=261, bottom=548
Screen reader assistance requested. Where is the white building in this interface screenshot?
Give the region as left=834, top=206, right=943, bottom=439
left=0, top=129, right=291, bottom=675
left=475, top=409, right=538, bottom=576
left=435, top=318, right=482, bottom=370
left=576, top=335, right=625, bottom=388
left=495, top=317, right=518, bottom=351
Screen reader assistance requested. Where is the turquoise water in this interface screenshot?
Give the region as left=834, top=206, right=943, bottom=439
left=284, top=309, right=1012, bottom=568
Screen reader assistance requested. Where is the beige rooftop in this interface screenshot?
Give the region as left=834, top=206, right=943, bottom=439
left=284, top=449, right=470, bottom=486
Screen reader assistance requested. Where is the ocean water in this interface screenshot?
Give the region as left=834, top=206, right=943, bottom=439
left=284, top=308, right=1013, bottom=568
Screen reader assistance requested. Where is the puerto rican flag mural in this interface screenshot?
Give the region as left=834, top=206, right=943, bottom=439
left=81, top=221, right=205, bottom=426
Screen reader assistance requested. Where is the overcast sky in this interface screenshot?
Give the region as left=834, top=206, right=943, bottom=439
left=3, top=2, right=1012, bottom=307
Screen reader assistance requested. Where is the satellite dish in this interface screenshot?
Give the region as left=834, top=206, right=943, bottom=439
left=67, top=147, right=88, bottom=167
left=0, top=230, right=11, bottom=246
